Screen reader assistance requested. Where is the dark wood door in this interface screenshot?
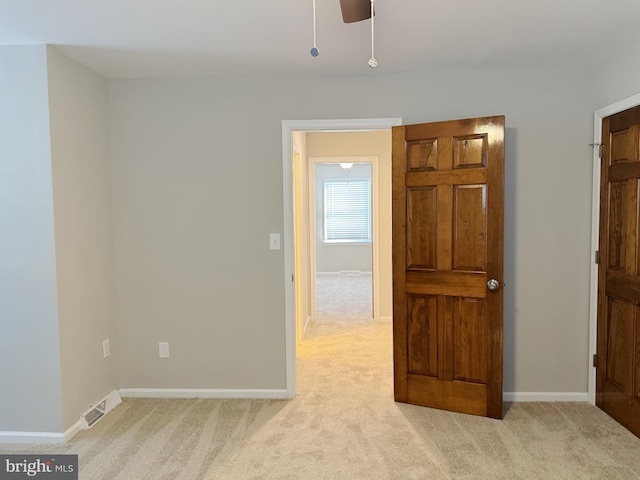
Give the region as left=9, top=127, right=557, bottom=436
left=392, top=116, right=505, bottom=418
left=597, top=105, right=640, bottom=437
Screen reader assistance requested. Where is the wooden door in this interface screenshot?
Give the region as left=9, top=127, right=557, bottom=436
left=596, top=105, right=640, bottom=437
left=392, top=116, right=505, bottom=418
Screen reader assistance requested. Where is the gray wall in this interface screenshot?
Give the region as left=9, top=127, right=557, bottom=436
left=313, top=163, right=372, bottom=273
left=595, top=40, right=640, bottom=107
left=109, top=66, right=596, bottom=394
left=47, top=47, right=118, bottom=430
left=5, top=42, right=638, bottom=433
left=109, top=79, right=287, bottom=389
left=0, top=45, right=63, bottom=432
left=0, top=45, right=117, bottom=434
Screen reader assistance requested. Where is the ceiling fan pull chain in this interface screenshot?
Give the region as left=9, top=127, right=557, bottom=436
left=310, top=0, right=319, bottom=57
left=368, top=0, right=377, bottom=67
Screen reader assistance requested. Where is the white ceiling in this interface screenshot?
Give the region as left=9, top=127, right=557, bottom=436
left=1, top=0, right=640, bottom=79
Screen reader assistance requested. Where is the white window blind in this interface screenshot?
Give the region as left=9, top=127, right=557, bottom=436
left=323, top=179, right=371, bottom=242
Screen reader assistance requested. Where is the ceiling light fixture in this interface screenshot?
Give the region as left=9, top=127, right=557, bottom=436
left=310, top=0, right=377, bottom=68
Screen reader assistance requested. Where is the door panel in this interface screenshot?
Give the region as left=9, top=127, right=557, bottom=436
left=453, top=135, right=487, bottom=169
left=407, top=140, right=437, bottom=171
left=407, top=187, right=437, bottom=269
left=407, top=295, right=438, bottom=377
left=605, top=299, right=633, bottom=391
left=392, top=116, right=504, bottom=418
left=453, top=298, right=487, bottom=384
left=597, top=105, right=640, bottom=437
left=452, top=185, right=487, bottom=271
left=607, top=181, right=626, bottom=271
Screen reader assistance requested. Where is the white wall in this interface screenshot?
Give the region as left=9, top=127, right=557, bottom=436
left=47, top=47, right=117, bottom=430
left=0, top=45, right=63, bottom=432
left=109, top=66, right=596, bottom=394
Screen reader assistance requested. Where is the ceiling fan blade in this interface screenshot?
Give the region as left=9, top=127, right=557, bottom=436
left=339, top=0, right=373, bottom=23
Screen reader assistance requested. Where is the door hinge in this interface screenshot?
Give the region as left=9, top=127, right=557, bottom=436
left=291, top=273, right=295, bottom=282
left=593, top=354, right=598, bottom=368
left=595, top=250, right=600, bottom=264
left=590, top=143, right=602, bottom=158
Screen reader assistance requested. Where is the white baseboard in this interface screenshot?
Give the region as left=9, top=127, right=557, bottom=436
left=64, top=420, right=83, bottom=442
left=303, top=316, right=312, bottom=336
left=118, top=388, right=288, bottom=399
left=0, top=421, right=80, bottom=444
left=0, top=431, right=67, bottom=444
left=0, top=389, right=122, bottom=444
left=316, top=271, right=373, bottom=276
left=0, top=389, right=588, bottom=444
left=504, top=392, right=589, bottom=402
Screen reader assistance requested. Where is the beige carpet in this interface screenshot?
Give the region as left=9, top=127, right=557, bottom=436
left=315, top=274, right=372, bottom=320
left=2, top=320, right=640, bottom=479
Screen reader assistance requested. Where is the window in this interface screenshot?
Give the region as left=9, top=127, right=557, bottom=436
left=323, top=178, right=371, bottom=243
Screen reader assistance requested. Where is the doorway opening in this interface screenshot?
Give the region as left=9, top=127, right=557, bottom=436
left=308, top=159, right=375, bottom=337
left=282, top=118, right=402, bottom=398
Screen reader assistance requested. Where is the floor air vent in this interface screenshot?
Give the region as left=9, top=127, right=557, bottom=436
left=80, top=391, right=122, bottom=429
left=82, top=404, right=105, bottom=427
left=339, top=270, right=362, bottom=277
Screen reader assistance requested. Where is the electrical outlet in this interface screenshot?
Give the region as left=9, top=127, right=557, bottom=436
left=159, top=342, right=170, bottom=358
left=103, top=339, right=110, bottom=358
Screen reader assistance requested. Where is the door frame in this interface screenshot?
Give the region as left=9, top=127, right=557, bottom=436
left=308, top=156, right=379, bottom=322
left=589, top=92, right=640, bottom=405
left=282, top=118, right=402, bottom=398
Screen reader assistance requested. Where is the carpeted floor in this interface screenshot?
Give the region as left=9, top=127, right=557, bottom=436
left=315, top=274, right=372, bottom=320
left=2, top=309, right=640, bottom=478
